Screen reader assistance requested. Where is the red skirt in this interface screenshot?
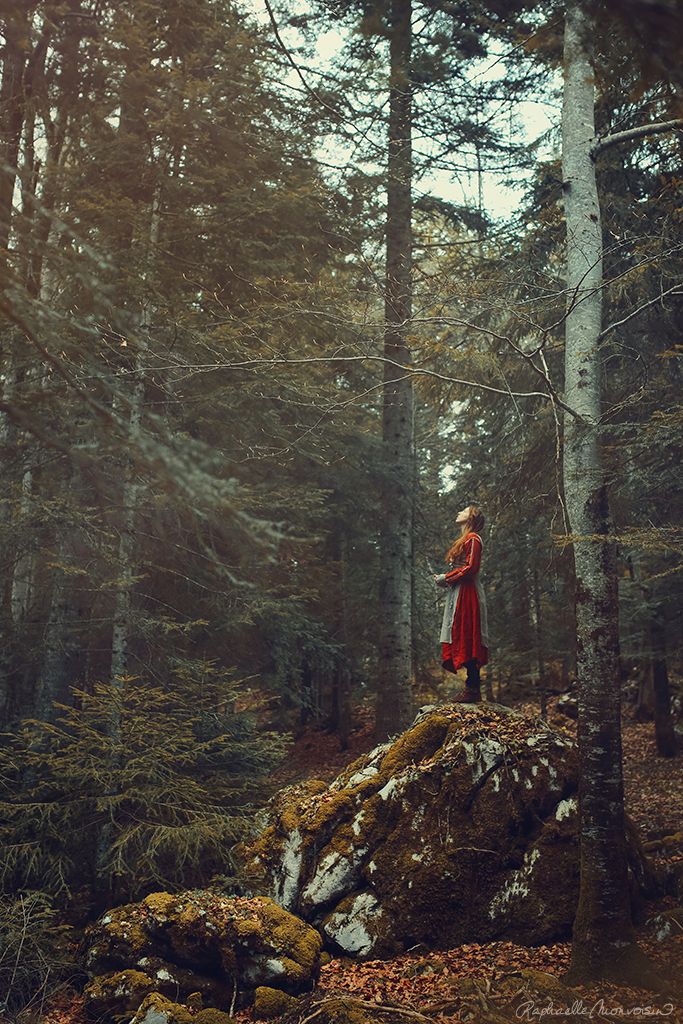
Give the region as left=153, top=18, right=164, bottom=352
left=441, top=580, right=488, bottom=671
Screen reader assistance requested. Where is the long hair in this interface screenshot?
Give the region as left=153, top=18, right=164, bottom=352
left=445, top=506, right=485, bottom=564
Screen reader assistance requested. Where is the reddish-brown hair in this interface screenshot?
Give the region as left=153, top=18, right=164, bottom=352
left=445, top=506, right=485, bottom=564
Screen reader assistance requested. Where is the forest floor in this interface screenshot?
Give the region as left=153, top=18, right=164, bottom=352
left=40, top=694, right=683, bottom=1024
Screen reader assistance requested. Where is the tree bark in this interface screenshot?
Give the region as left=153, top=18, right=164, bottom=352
left=375, top=0, right=415, bottom=740
left=532, top=565, right=547, bottom=718
left=35, top=483, right=81, bottom=721
left=650, top=605, right=677, bottom=758
left=561, top=1, right=662, bottom=988
left=0, top=6, right=29, bottom=257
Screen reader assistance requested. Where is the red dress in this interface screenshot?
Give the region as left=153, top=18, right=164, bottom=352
left=439, top=532, right=489, bottom=671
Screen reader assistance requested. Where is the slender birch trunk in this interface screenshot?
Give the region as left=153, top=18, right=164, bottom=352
left=376, top=0, right=414, bottom=739
left=0, top=8, right=28, bottom=257
left=561, top=1, right=662, bottom=987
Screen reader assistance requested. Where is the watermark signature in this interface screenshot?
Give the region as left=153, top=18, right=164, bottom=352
left=515, top=998, right=676, bottom=1019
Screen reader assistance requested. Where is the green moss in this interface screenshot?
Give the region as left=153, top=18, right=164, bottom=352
left=233, top=917, right=260, bottom=939
left=131, top=992, right=195, bottom=1024
left=194, top=1009, right=236, bottom=1024
left=256, top=898, right=322, bottom=971
left=254, top=986, right=299, bottom=1019
left=279, top=807, right=300, bottom=833
left=278, top=780, right=329, bottom=833
left=85, top=968, right=154, bottom=1001
left=378, top=715, right=450, bottom=777
left=102, top=905, right=150, bottom=954
left=143, top=892, right=178, bottom=917
left=306, top=791, right=354, bottom=833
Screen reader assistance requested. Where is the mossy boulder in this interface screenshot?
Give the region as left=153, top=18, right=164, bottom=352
left=236, top=702, right=648, bottom=958
left=82, top=891, right=322, bottom=1019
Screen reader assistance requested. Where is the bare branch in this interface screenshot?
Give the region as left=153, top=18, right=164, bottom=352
left=591, top=118, right=683, bottom=158
left=599, top=282, right=683, bottom=339
left=154, top=352, right=583, bottom=416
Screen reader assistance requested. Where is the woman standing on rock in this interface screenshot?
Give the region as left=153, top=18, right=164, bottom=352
left=433, top=505, right=489, bottom=703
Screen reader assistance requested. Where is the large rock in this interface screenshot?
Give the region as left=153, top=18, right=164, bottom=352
left=82, top=891, right=322, bottom=1019
left=236, top=702, right=614, bottom=957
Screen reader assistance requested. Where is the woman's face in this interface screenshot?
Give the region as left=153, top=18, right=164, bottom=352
left=455, top=506, right=471, bottom=525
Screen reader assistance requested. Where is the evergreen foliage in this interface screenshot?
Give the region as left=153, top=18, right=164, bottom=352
left=0, top=674, right=287, bottom=906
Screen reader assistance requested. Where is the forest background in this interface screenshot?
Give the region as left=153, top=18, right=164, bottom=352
left=0, top=0, right=681, bottom=1010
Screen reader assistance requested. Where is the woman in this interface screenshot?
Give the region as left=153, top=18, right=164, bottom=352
left=433, top=505, right=489, bottom=703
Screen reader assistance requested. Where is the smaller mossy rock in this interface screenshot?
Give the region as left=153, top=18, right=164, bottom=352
left=83, top=891, right=322, bottom=1020
left=83, top=968, right=156, bottom=1018
left=254, top=986, right=299, bottom=1019
left=186, top=992, right=203, bottom=1011
left=129, top=993, right=195, bottom=1024
left=194, top=1010, right=235, bottom=1024
left=84, top=949, right=231, bottom=1017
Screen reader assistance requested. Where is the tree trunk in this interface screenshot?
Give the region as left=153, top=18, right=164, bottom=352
left=94, top=51, right=155, bottom=885
left=375, top=0, right=414, bottom=740
left=650, top=605, right=677, bottom=758
left=331, top=665, right=352, bottom=751
left=561, top=1, right=661, bottom=988
left=532, top=565, right=547, bottom=718
left=34, top=462, right=84, bottom=722
left=0, top=7, right=28, bottom=256
left=10, top=462, right=35, bottom=624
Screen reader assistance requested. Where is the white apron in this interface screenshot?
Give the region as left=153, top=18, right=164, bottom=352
left=437, top=533, right=489, bottom=648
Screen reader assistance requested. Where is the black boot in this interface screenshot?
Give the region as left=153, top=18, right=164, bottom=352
left=465, top=659, right=481, bottom=688
left=453, top=660, right=481, bottom=703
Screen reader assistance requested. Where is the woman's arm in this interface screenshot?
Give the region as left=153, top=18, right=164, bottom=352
left=443, top=535, right=482, bottom=585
